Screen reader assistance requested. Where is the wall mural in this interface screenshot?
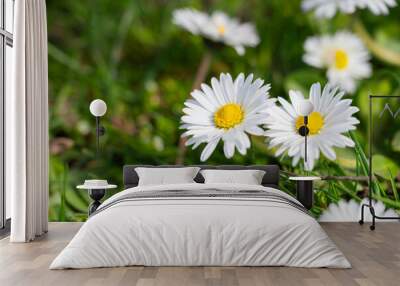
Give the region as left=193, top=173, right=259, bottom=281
left=46, top=0, right=400, bottom=222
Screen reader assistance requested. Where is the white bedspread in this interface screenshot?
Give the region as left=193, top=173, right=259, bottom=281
left=50, top=183, right=351, bottom=269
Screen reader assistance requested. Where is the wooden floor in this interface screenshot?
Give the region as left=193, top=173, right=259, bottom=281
left=0, top=223, right=399, bottom=286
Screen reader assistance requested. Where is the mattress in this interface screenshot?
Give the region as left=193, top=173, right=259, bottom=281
left=50, top=183, right=350, bottom=269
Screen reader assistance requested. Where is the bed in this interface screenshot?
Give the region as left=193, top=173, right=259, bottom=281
left=50, top=165, right=350, bottom=269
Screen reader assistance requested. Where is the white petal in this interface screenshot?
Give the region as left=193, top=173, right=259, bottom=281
left=223, top=141, right=235, bottom=158
left=200, top=139, right=220, bottom=161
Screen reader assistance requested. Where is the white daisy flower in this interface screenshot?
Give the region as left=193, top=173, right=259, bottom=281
left=173, top=8, right=260, bottom=55
left=303, top=31, right=372, bottom=93
left=319, top=198, right=399, bottom=222
left=302, top=0, right=358, bottom=19
left=181, top=73, right=275, bottom=161
left=264, top=82, right=359, bottom=170
left=302, top=0, right=397, bottom=18
left=358, top=0, right=397, bottom=15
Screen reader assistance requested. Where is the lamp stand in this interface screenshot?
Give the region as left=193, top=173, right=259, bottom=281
left=298, top=116, right=309, bottom=165
left=95, top=116, right=105, bottom=158
left=304, top=116, right=308, bottom=163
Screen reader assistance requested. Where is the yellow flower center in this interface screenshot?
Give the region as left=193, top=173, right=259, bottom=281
left=334, top=49, right=349, bottom=70
left=214, top=103, right=244, bottom=129
left=295, top=112, right=324, bottom=135
left=217, top=24, right=226, bottom=35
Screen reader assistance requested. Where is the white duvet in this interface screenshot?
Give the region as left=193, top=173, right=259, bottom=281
left=50, top=183, right=351, bottom=269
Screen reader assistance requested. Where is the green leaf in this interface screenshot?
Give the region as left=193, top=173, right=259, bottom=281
left=388, top=170, right=399, bottom=202
left=350, top=131, right=369, bottom=176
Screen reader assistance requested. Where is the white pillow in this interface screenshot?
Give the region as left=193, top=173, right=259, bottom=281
left=135, top=167, right=200, bottom=186
left=200, top=169, right=266, bottom=185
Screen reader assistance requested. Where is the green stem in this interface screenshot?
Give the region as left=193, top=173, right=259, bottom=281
left=353, top=19, right=400, bottom=67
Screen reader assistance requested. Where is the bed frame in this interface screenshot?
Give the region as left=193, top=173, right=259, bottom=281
left=123, top=165, right=280, bottom=190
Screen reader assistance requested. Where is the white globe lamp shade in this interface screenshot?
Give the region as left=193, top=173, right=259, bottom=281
left=297, top=100, right=314, bottom=116
left=89, top=99, right=107, bottom=117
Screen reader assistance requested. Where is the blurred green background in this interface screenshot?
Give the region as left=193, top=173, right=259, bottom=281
left=46, top=0, right=400, bottom=221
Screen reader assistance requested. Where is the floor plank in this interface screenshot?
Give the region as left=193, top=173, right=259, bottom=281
left=0, top=222, right=399, bottom=286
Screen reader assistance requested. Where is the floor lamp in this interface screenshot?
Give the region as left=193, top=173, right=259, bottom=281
left=359, top=95, right=400, bottom=230
left=89, top=99, right=107, bottom=157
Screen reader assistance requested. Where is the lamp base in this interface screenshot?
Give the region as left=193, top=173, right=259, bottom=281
left=88, top=189, right=106, bottom=215
left=296, top=180, right=313, bottom=210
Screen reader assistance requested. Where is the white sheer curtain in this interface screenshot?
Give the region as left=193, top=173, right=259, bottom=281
left=8, top=0, right=49, bottom=242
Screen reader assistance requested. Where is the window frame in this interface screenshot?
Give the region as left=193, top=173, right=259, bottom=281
left=0, top=0, right=14, bottom=232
